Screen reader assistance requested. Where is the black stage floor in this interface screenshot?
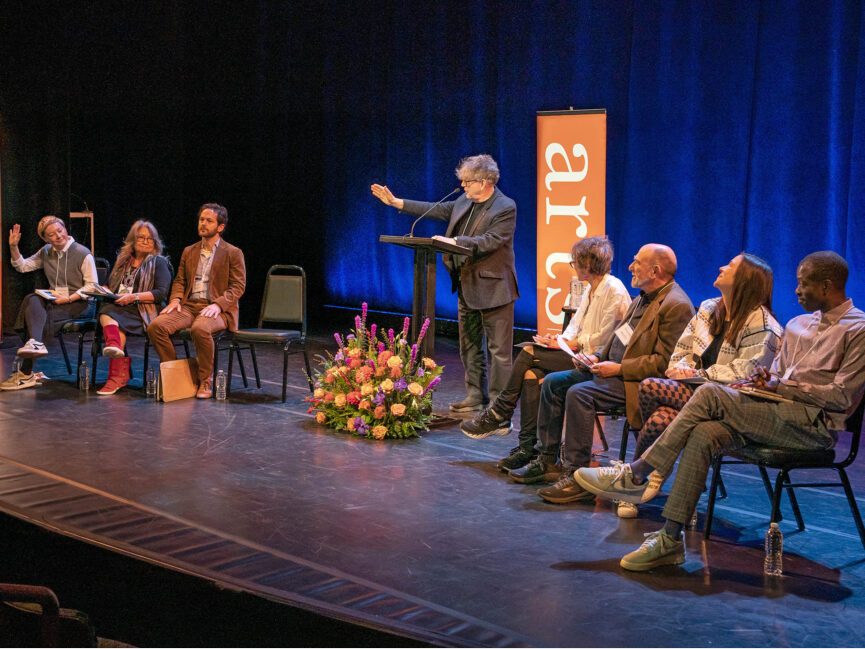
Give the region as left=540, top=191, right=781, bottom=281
left=0, top=331, right=864, bottom=647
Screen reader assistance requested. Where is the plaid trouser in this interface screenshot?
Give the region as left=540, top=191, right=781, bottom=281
left=642, top=382, right=835, bottom=524
left=633, top=378, right=696, bottom=458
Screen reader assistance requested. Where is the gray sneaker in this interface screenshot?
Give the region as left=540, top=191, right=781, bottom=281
left=620, top=530, right=685, bottom=571
left=573, top=462, right=648, bottom=504
left=17, top=338, right=48, bottom=358
left=0, top=371, right=38, bottom=391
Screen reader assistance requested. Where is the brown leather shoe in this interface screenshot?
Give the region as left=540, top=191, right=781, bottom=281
left=196, top=378, right=213, bottom=399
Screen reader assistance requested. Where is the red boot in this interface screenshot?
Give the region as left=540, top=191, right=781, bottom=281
left=97, top=357, right=131, bottom=395
left=102, top=324, right=125, bottom=358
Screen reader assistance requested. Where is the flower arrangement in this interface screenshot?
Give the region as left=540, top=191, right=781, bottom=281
left=307, top=303, right=444, bottom=439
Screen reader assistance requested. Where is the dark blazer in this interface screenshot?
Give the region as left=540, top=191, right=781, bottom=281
left=170, top=239, right=247, bottom=331
left=401, top=186, right=518, bottom=310
left=600, top=281, right=694, bottom=429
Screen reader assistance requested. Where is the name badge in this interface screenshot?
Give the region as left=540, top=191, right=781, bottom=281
left=614, top=323, right=634, bottom=346
left=54, top=286, right=70, bottom=298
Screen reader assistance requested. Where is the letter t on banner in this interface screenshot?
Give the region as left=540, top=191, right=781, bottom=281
left=536, top=109, right=607, bottom=334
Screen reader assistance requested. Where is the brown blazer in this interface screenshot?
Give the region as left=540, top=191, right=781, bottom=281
left=170, top=239, right=247, bottom=331
left=600, top=281, right=694, bottom=429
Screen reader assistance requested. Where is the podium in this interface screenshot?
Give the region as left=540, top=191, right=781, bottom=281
left=378, top=235, right=470, bottom=358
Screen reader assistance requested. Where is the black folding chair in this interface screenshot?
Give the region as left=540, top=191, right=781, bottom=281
left=704, top=396, right=865, bottom=549
left=229, top=265, right=313, bottom=401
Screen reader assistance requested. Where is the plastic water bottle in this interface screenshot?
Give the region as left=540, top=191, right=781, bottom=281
left=569, top=277, right=584, bottom=308
left=145, top=366, right=157, bottom=398
left=764, top=522, right=783, bottom=576
left=215, top=370, right=227, bottom=401
left=78, top=361, right=90, bottom=392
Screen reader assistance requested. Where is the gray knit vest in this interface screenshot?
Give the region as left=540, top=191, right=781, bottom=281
left=39, top=241, right=91, bottom=290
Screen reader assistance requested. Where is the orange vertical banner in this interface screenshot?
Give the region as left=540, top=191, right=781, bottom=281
left=536, top=109, right=607, bottom=334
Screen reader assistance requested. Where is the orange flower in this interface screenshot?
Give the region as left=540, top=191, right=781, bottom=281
left=334, top=393, right=347, bottom=408
left=374, top=367, right=386, bottom=378
left=372, top=425, right=388, bottom=440
left=360, top=382, right=374, bottom=396
left=359, top=399, right=372, bottom=410
left=323, top=392, right=334, bottom=402
left=315, top=412, right=327, bottom=424
left=390, top=366, right=402, bottom=379
left=373, top=405, right=386, bottom=419
left=346, top=418, right=356, bottom=431
left=313, top=387, right=325, bottom=398
left=349, top=358, right=362, bottom=369
left=324, top=374, right=335, bottom=384
left=387, top=355, right=403, bottom=369
left=381, top=378, right=394, bottom=393
left=423, top=357, right=436, bottom=370
left=391, top=403, right=407, bottom=416
left=408, top=382, right=423, bottom=396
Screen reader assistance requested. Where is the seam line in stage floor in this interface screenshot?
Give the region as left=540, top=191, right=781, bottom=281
left=0, top=454, right=530, bottom=648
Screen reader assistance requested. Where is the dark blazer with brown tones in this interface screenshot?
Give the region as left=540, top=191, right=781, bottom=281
left=169, top=239, right=247, bottom=331
left=600, top=280, right=694, bottom=429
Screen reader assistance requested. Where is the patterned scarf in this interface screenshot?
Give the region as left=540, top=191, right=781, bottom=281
left=110, top=254, right=161, bottom=326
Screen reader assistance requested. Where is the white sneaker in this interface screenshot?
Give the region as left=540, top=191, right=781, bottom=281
left=17, top=339, right=48, bottom=358
left=616, top=501, right=639, bottom=518
left=0, top=371, right=38, bottom=391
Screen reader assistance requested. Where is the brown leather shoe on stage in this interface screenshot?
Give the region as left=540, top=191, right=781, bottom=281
left=196, top=378, right=213, bottom=399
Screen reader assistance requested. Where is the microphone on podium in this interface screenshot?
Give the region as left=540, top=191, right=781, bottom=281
left=408, top=188, right=461, bottom=238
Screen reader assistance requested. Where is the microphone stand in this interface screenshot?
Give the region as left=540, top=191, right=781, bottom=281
left=408, top=188, right=461, bottom=237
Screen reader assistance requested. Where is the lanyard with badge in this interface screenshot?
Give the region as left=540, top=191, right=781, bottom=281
left=613, top=295, right=643, bottom=346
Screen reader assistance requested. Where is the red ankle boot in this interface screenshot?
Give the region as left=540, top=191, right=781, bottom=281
left=97, top=357, right=131, bottom=395
left=102, top=324, right=125, bottom=358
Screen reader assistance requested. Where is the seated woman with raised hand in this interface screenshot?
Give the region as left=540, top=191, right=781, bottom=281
left=460, top=236, right=631, bottom=472
left=96, top=220, right=172, bottom=395
left=615, top=252, right=783, bottom=518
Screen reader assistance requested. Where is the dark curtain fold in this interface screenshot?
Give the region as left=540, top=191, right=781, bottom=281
left=322, top=0, right=865, bottom=327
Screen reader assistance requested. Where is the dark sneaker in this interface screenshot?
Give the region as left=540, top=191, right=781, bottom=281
left=496, top=447, right=537, bottom=472
left=509, top=457, right=560, bottom=484
left=449, top=396, right=486, bottom=413
left=538, top=473, right=595, bottom=504
left=620, top=530, right=685, bottom=571
left=461, top=408, right=511, bottom=439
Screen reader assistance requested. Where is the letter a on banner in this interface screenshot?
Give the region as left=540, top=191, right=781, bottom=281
left=536, top=109, right=606, bottom=334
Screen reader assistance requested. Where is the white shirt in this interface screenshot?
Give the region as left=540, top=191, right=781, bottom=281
left=562, top=273, right=632, bottom=356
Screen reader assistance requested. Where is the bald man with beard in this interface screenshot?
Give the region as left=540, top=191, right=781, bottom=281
left=510, top=244, right=694, bottom=504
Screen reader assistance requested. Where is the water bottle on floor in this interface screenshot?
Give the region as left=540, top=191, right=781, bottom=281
left=145, top=366, right=157, bottom=398
left=78, top=361, right=90, bottom=392
left=215, top=369, right=227, bottom=401
left=764, top=522, right=783, bottom=576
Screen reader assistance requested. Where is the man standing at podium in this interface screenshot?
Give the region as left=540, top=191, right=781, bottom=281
left=371, top=154, right=518, bottom=413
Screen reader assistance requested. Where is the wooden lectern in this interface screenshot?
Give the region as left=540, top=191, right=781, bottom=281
left=378, top=235, right=470, bottom=358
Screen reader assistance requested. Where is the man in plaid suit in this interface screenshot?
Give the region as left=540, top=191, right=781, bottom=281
left=575, top=251, right=865, bottom=571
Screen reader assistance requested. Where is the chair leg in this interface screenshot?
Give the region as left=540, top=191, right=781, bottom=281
left=89, top=332, right=100, bottom=387
left=594, top=414, right=609, bottom=452
left=302, top=349, right=314, bottom=394
left=235, top=345, right=249, bottom=388
left=57, top=333, right=72, bottom=374
left=758, top=465, right=783, bottom=523
left=618, top=421, right=631, bottom=462
left=783, top=472, right=805, bottom=531
left=718, top=474, right=728, bottom=500
left=226, top=344, right=235, bottom=396
left=183, top=340, right=191, bottom=357
left=143, top=338, right=150, bottom=374
left=250, top=344, right=261, bottom=388
left=704, top=456, right=723, bottom=539
left=282, top=346, right=289, bottom=403
left=770, top=470, right=787, bottom=524
left=838, top=468, right=865, bottom=551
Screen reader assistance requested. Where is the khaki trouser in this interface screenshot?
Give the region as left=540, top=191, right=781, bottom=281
left=146, top=301, right=228, bottom=383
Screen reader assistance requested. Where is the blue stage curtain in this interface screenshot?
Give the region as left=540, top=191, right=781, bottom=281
left=321, top=0, right=865, bottom=328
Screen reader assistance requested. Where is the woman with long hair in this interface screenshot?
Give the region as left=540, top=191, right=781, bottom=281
left=96, top=220, right=172, bottom=395
left=615, top=252, right=783, bottom=518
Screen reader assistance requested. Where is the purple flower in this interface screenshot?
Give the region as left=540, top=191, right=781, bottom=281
left=402, top=317, right=410, bottom=338
left=394, top=378, right=408, bottom=392
left=422, top=376, right=442, bottom=395
left=353, top=417, right=369, bottom=435
left=373, top=390, right=386, bottom=405
left=416, top=368, right=425, bottom=377
left=346, top=334, right=356, bottom=341
left=388, top=328, right=395, bottom=344
left=367, top=359, right=375, bottom=368
left=370, top=323, right=377, bottom=340
left=416, top=318, right=431, bottom=347
left=334, top=333, right=344, bottom=348
left=355, top=315, right=362, bottom=333
left=334, top=351, right=344, bottom=362
left=410, top=343, right=418, bottom=367
left=361, top=302, right=368, bottom=322
left=377, top=342, right=386, bottom=352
